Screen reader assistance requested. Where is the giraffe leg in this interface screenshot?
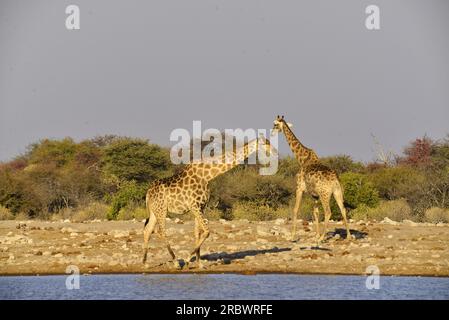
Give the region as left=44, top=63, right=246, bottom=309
left=319, top=194, right=332, bottom=242
left=312, top=200, right=320, bottom=239
left=156, top=214, right=176, bottom=262
left=142, top=212, right=157, bottom=264
left=188, top=210, right=209, bottom=268
left=333, top=184, right=351, bottom=240
left=194, top=217, right=204, bottom=268
left=291, top=179, right=304, bottom=242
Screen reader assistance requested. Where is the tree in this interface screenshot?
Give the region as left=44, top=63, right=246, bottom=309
left=320, top=155, right=364, bottom=175
left=27, top=138, right=78, bottom=167
left=400, top=136, right=433, bottom=167
left=101, top=137, right=174, bottom=183
left=339, top=172, right=379, bottom=209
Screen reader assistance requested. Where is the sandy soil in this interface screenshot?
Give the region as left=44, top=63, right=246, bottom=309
left=1, top=218, right=448, bottom=276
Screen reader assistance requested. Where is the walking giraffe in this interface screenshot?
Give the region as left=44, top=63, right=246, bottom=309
left=271, top=115, right=351, bottom=241
left=142, top=136, right=274, bottom=268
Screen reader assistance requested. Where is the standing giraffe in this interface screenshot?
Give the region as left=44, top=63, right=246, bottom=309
left=272, top=115, right=351, bottom=241
left=142, top=136, right=274, bottom=268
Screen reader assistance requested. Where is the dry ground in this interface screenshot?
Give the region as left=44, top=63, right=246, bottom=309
left=1, top=218, right=448, bottom=276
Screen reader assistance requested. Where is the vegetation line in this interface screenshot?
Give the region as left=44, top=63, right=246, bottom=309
left=1, top=134, right=448, bottom=223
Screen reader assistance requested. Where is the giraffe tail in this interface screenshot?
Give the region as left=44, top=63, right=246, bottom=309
left=144, top=218, right=150, bottom=227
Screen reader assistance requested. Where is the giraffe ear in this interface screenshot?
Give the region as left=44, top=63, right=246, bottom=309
left=287, top=122, right=293, bottom=128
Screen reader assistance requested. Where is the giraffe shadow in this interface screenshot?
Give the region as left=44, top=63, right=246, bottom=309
left=195, top=247, right=292, bottom=263
left=298, top=246, right=332, bottom=251
left=325, top=228, right=368, bottom=240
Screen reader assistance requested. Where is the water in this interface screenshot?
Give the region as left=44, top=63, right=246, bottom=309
left=1, top=274, right=448, bottom=300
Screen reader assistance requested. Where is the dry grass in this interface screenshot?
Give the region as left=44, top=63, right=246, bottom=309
left=116, top=206, right=148, bottom=221
left=232, top=202, right=290, bottom=221
left=0, top=205, right=14, bottom=220
left=424, top=207, right=449, bottom=223
left=351, top=199, right=413, bottom=222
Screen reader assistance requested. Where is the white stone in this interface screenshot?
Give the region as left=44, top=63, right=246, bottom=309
left=256, top=227, right=271, bottom=237
left=274, top=218, right=285, bottom=225
left=382, top=217, right=398, bottom=225
left=403, top=219, right=418, bottom=226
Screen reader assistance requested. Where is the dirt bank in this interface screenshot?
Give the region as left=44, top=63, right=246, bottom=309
left=1, top=218, right=448, bottom=276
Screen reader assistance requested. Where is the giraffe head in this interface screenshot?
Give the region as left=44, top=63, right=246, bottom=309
left=271, top=115, right=293, bottom=135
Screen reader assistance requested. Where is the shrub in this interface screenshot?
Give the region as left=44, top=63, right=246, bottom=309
left=424, top=207, right=449, bottom=223
left=27, top=138, right=78, bottom=167
left=430, top=136, right=449, bottom=170
left=276, top=156, right=299, bottom=177
left=0, top=168, right=44, bottom=217
left=14, top=212, right=29, bottom=221
left=350, top=199, right=412, bottom=222
left=209, top=166, right=295, bottom=212
left=108, top=181, right=148, bottom=220
left=0, top=205, right=14, bottom=220
left=204, top=208, right=222, bottom=220
left=116, top=206, right=148, bottom=221
left=339, top=172, right=379, bottom=209
left=101, top=137, right=173, bottom=183
left=400, top=136, right=433, bottom=167
left=232, top=201, right=290, bottom=221
left=320, top=155, right=365, bottom=175
left=71, top=202, right=109, bottom=222
left=367, top=166, right=425, bottom=200
left=296, top=196, right=315, bottom=221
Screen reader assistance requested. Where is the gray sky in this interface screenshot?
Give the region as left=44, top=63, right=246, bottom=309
left=1, top=0, right=448, bottom=162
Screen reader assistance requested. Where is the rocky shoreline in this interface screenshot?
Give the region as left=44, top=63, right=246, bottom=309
left=1, top=218, right=448, bottom=276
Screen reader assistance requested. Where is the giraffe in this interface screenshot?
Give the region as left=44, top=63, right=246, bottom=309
left=272, top=115, right=351, bottom=242
left=142, top=135, right=274, bottom=268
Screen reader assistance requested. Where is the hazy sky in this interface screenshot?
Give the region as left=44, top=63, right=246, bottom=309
left=1, top=0, right=448, bottom=162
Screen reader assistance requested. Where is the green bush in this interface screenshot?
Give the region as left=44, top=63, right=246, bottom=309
left=367, top=166, right=425, bottom=200
left=320, top=155, right=365, bottom=175
left=108, top=181, right=148, bottom=220
left=209, top=166, right=295, bottom=212
left=101, top=137, right=173, bottom=183
left=28, top=138, right=78, bottom=167
left=0, top=168, right=44, bottom=217
left=276, top=156, right=299, bottom=177
left=340, top=172, right=379, bottom=209
left=430, top=136, right=449, bottom=170
left=116, top=206, right=148, bottom=221
left=424, top=207, right=449, bottom=223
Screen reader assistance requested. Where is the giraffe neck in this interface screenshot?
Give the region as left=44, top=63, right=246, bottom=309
left=281, top=121, right=319, bottom=168
left=196, top=138, right=259, bottom=181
